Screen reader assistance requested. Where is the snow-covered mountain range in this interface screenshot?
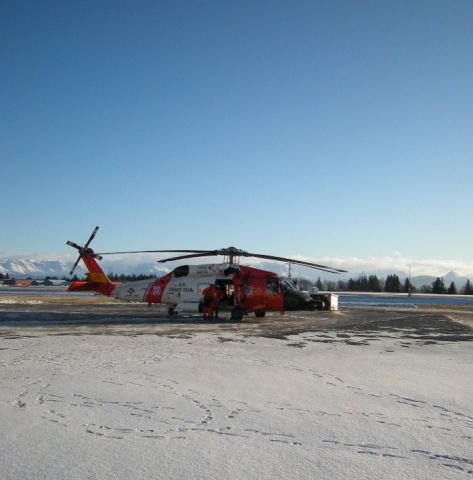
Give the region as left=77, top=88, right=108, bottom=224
left=0, top=257, right=471, bottom=289
left=0, top=259, right=77, bottom=278
left=0, top=258, right=168, bottom=279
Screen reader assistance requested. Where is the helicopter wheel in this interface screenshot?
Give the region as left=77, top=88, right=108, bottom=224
left=168, top=307, right=175, bottom=316
left=231, top=305, right=243, bottom=321
left=254, top=310, right=266, bottom=318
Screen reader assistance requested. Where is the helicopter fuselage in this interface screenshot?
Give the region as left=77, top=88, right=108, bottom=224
left=70, top=260, right=318, bottom=318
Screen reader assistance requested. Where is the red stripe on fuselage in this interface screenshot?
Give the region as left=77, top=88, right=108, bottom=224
left=144, top=273, right=173, bottom=303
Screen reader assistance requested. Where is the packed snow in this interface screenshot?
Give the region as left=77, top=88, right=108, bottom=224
left=0, top=310, right=472, bottom=479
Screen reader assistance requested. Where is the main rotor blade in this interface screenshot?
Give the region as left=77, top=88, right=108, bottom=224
left=94, top=243, right=346, bottom=274
left=284, top=259, right=346, bottom=273
left=158, top=251, right=218, bottom=263
left=247, top=252, right=347, bottom=273
left=97, top=249, right=212, bottom=255
left=84, top=226, right=99, bottom=249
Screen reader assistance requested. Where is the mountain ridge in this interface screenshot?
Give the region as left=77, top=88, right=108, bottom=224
left=0, top=258, right=471, bottom=288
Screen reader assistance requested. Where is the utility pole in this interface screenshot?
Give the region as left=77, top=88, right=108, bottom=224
left=408, top=264, right=412, bottom=297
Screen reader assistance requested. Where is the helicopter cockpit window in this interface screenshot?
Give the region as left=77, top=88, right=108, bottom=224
left=266, top=277, right=279, bottom=294
left=173, top=265, right=190, bottom=278
left=280, top=278, right=298, bottom=292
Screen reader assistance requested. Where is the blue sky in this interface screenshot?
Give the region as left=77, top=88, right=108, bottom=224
left=1, top=1, right=472, bottom=267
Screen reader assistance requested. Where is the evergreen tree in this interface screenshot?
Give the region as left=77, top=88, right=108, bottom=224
left=105, top=272, right=157, bottom=282
left=447, top=281, right=458, bottom=295
left=315, top=277, right=324, bottom=290
left=463, top=280, right=473, bottom=295
left=368, top=275, right=382, bottom=292
left=325, top=281, right=336, bottom=291
left=419, top=284, right=432, bottom=293
left=385, top=274, right=402, bottom=293
left=346, top=275, right=381, bottom=292
left=403, top=278, right=416, bottom=294
left=432, top=277, right=446, bottom=294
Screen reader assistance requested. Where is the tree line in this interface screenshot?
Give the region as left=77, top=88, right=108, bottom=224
left=2, top=270, right=473, bottom=294
left=107, top=272, right=157, bottom=282
left=0, top=272, right=157, bottom=282
left=312, top=275, right=473, bottom=295
left=68, top=273, right=158, bottom=282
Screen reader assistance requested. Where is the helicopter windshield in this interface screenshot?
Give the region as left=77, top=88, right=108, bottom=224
left=280, top=278, right=299, bottom=292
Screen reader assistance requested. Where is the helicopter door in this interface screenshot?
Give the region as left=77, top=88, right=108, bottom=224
left=197, top=283, right=211, bottom=295
left=215, top=279, right=233, bottom=305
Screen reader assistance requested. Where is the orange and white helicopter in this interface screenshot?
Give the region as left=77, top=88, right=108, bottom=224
left=67, top=227, right=346, bottom=320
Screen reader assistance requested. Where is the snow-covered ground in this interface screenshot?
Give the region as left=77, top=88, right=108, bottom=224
left=1, top=311, right=472, bottom=479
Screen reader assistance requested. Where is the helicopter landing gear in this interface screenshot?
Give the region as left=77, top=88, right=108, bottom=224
left=231, top=305, right=243, bottom=321
left=254, top=309, right=266, bottom=318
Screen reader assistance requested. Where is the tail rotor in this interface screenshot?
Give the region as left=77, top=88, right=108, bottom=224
left=66, top=226, right=103, bottom=275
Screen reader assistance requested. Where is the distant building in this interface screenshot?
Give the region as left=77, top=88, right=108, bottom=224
left=43, top=279, right=68, bottom=287
left=3, top=279, right=34, bottom=286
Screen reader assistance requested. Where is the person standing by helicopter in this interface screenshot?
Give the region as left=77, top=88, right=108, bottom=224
left=202, top=285, right=213, bottom=319
left=202, top=284, right=225, bottom=319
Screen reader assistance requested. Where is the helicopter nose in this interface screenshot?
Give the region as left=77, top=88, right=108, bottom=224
left=283, top=290, right=319, bottom=311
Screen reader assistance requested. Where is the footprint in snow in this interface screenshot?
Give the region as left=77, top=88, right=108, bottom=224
left=13, top=399, right=26, bottom=408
